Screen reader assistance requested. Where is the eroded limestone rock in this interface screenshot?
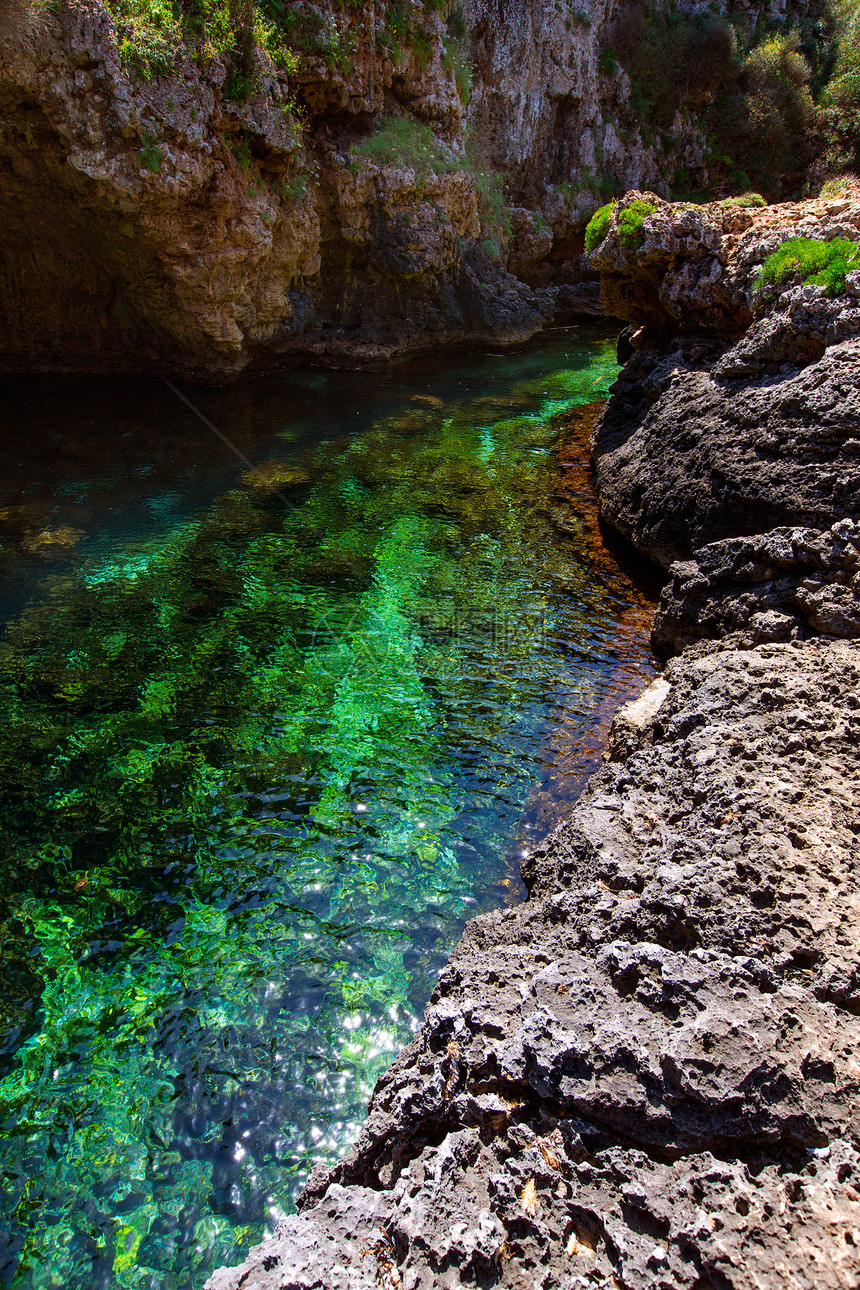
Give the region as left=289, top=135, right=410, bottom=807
left=0, top=0, right=544, bottom=376
left=0, top=0, right=820, bottom=376
left=653, top=520, right=860, bottom=656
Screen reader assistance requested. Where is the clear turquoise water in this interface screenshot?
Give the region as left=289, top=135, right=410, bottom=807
left=0, top=330, right=655, bottom=1289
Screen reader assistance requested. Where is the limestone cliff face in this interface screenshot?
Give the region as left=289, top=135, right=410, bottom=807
left=0, top=0, right=516, bottom=376
left=0, top=0, right=803, bottom=377
left=462, top=0, right=709, bottom=258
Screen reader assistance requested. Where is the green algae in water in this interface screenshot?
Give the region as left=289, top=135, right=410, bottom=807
left=0, top=333, right=653, bottom=1289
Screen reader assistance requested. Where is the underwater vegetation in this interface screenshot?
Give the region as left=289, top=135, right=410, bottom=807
left=0, top=334, right=653, bottom=1289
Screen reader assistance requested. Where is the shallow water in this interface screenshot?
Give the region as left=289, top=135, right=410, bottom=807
left=0, top=330, right=655, bottom=1290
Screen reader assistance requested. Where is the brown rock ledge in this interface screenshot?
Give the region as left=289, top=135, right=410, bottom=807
left=590, top=193, right=860, bottom=568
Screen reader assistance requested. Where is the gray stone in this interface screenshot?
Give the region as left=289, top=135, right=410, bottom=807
left=592, top=340, right=860, bottom=568
left=653, top=520, right=860, bottom=655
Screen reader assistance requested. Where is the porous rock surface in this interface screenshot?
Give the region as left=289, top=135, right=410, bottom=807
left=652, top=519, right=860, bottom=657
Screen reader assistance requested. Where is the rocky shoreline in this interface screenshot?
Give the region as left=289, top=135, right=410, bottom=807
left=207, top=195, right=860, bottom=1288
left=1, top=0, right=816, bottom=379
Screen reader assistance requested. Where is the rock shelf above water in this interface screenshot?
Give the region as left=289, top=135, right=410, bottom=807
left=591, top=192, right=860, bottom=569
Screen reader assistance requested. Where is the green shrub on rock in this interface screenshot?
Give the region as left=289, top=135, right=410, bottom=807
left=138, top=134, right=164, bottom=171
left=442, top=8, right=473, bottom=105
left=597, top=47, right=617, bottom=76
left=110, top=0, right=183, bottom=78
left=754, top=235, right=860, bottom=296
left=819, top=173, right=859, bottom=197
left=720, top=192, right=767, bottom=207
left=352, top=116, right=452, bottom=175
left=616, top=198, right=657, bottom=244
left=584, top=199, right=658, bottom=255
left=349, top=120, right=511, bottom=250
left=584, top=202, right=615, bottom=253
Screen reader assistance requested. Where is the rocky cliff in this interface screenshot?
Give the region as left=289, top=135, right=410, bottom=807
left=591, top=191, right=860, bottom=570
left=204, top=194, right=860, bottom=1287
left=0, top=0, right=818, bottom=377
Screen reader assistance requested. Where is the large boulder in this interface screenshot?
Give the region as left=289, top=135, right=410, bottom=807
left=589, top=193, right=860, bottom=566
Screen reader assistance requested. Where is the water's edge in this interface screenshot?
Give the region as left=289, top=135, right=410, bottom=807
left=0, top=329, right=659, bottom=1290
left=205, top=265, right=860, bottom=1288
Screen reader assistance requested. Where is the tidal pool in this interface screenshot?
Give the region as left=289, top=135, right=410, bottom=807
left=0, top=330, right=655, bottom=1289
